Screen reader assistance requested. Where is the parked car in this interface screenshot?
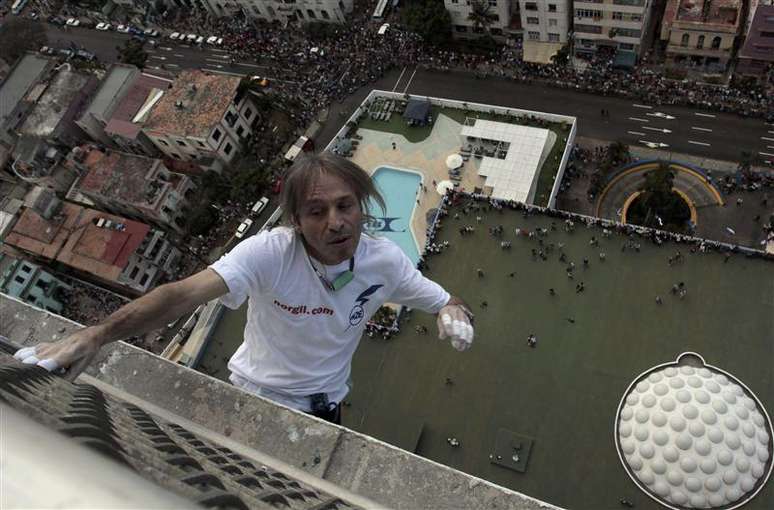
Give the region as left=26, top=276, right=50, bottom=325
left=65, top=18, right=80, bottom=27
left=58, top=49, right=74, bottom=58
left=206, top=35, right=223, bottom=45
left=169, top=32, right=181, bottom=40
left=128, top=26, right=142, bottom=35
left=39, top=46, right=55, bottom=55
left=185, top=33, right=198, bottom=42
left=251, top=197, right=269, bottom=217
left=47, top=16, right=65, bottom=25
left=75, top=49, right=95, bottom=61
left=143, top=28, right=160, bottom=37
left=235, top=219, right=253, bottom=239
left=116, top=24, right=130, bottom=33
left=195, top=35, right=204, bottom=44
left=250, top=76, right=270, bottom=87
left=95, top=22, right=110, bottom=31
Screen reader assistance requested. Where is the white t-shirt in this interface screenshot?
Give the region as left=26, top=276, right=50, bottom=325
left=209, top=227, right=450, bottom=411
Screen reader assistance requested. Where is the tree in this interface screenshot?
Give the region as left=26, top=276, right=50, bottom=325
left=628, top=161, right=691, bottom=232
left=401, top=0, right=452, bottom=47
left=0, top=18, right=47, bottom=65
left=551, top=43, right=571, bottom=66
left=116, top=39, right=147, bottom=69
left=467, top=0, right=498, bottom=34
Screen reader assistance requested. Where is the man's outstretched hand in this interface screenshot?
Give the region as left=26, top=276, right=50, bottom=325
left=437, top=304, right=474, bottom=351
left=13, top=327, right=103, bottom=382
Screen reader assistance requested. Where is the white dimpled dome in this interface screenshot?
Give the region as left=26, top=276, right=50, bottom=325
left=616, top=355, right=773, bottom=509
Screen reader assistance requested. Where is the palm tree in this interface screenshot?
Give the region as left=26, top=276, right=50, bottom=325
left=467, top=0, right=497, bottom=34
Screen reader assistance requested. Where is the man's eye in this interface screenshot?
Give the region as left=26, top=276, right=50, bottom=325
left=339, top=203, right=352, bottom=210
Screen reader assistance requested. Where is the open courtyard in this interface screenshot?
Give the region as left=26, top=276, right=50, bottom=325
left=345, top=198, right=774, bottom=510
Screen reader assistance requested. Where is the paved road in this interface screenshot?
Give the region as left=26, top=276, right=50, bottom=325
left=44, top=26, right=774, bottom=165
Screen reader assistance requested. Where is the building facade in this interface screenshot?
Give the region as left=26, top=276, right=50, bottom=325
left=142, top=70, right=258, bottom=174
left=168, top=0, right=353, bottom=23
left=520, top=0, right=572, bottom=62
left=2, top=200, right=180, bottom=295
left=68, top=146, right=195, bottom=234
left=660, top=0, right=742, bottom=72
left=573, top=0, right=655, bottom=57
left=736, top=4, right=774, bottom=81
left=444, top=0, right=525, bottom=39
left=0, top=253, right=71, bottom=314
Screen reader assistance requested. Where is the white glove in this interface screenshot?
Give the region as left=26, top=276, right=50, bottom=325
left=437, top=305, right=474, bottom=351
left=13, top=345, right=62, bottom=372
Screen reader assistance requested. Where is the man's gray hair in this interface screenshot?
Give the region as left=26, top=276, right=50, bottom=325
left=280, top=151, right=386, bottom=226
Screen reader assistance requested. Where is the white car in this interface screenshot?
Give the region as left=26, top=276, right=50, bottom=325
left=169, top=32, right=181, bottom=40
left=206, top=35, right=223, bottom=45
left=185, top=33, right=198, bottom=42
left=116, top=25, right=131, bottom=33
left=251, top=197, right=269, bottom=216
left=195, top=35, right=204, bottom=44
left=95, top=22, right=110, bottom=31
left=65, top=18, right=80, bottom=27
left=143, top=28, right=160, bottom=37
left=235, top=218, right=253, bottom=239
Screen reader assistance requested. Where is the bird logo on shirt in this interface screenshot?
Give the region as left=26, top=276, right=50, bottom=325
left=347, top=284, right=384, bottom=329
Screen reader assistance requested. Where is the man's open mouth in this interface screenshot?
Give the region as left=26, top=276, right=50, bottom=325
left=329, top=237, right=349, bottom=245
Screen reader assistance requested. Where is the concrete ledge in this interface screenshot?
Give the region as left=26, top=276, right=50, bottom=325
left=0, top=294, right=559, bottom=510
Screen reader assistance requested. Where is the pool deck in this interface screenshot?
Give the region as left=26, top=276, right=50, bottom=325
left=351, top=114, right=486, bottom=249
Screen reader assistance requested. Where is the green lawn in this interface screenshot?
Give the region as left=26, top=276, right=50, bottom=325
left=347, top=202, right=774, bottom=510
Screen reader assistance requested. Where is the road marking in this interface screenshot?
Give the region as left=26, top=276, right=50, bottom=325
left=629, top=117, right=649, bottom=123
left=694, top=113, right=716, bottom=118
left=148, top=66, right=162, bottom=70
left=760, top=152, right=774, bottom=157
left=688, top=140, right=711, bottom=146
left=768, top=131, right=774, bottom=134
left=149, top=55, right=167, bottom=60
left=203, top=68, right=244, bottom=77
left=646, top=112, right=676, bottom=120
left=627, top=131, right=645, bottom=136
left=235, top=62, right=263, bottom=68
left=632, top=104, right=652, bottom=109
left=403, top=67, right=417, bottom=94
left=691, top=126, right=712, bottom=132
left=762, top=136, right=774, bottom=142
left=643, top=126, right=672, bottom=134
left=174, top=53, right=184, bottom=57
left=205, top=58, right=225, bottom=63
left=639, top=140, right=669, bottom=148
left=392, top=66, right=406, bottom=92
left=768, top=146, right=774, bottom=150
left=160, top=47, right=172, bottom=51
left=166, top=63, right=179, bottom=67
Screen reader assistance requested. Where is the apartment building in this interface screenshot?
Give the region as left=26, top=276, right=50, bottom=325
left=520, top=0, right=572, bottom=63
left=169, top=0, right=353, bottom=23
left=0, top=253, right=71, bottom=314
left=660, top=0, right=742, bottom=72
left=68, top=146, right=196, bottom=234
left=142, top=70, right=258, bottom=174
left=444, top=0, right=522, bottom=39
left=2, top=197, right=180, bottom=295
left=573, top=0, right=655, bottom=58
left=736, top=3, right=774, bottom=80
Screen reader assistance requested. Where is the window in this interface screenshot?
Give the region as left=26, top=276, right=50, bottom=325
left=451, top=0, right=458, bottom=3
left=549, top=18, right=557, bottom=26
left=528, top=31, right=540, bottom=40
left=680, top=33, right=689, bottom=47
left=321, top=9, right=329, bottom=19
left=697, top=35, right=705, bottom=49
left=612, top=0, right=644, bottom=5
left=491, top=27, right=502, bottom=35
left=525, top=2, right=537, bottom=10
left=20, top=264, right=31, bottom=273
left=492, top=14, right=499, bottom=21
left=197, top=140, right=206, bottom=148
left=224, top=143, right=233, bottom=155
left=130, top=267, right=139, bottom=279
left=612, top=12, right=641, bottom=21
left=575, top=24, right=602, bottom=34
left=159, top=139, right=169, bottom=146
left=455, top=24, right=468, bottom=32
left=488, top=0, right=496, bottom=6
left=527, top=16, right=539, bottom=24
left=617, top=28, right=641, bottom=38
left=140, top=273, right=149, bottom=286
left=619, top=43, right=634, bottom=50
left=171, top=153, right=181, bottom=159
left=548, top=33, right=560, bottom=42
left=212, top=128, right=222, bottom=141
left=711, top=36, right=721, bottom=49
left=576, top=8, right=601, bottom=18
left=243, top=107, right=253, bottom=120
left=176, top=140, right=186, bottom=146
left=224, top=112, right=238, bottom=127
left=307, top=9, right=316, bottom=18
left=14, top=275, right=25, bottom=284
left=548, top=4, right=556, bottom=11
left=236, top=125, right=245, bottom=137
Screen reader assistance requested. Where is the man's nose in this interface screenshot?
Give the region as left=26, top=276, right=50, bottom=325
left=327, top=209, right=345, bottom=230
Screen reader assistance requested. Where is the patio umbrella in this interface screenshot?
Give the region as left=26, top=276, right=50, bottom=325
left=436, top=180, right=455, bottom=194
left=446, top=153, right=463, bottom=169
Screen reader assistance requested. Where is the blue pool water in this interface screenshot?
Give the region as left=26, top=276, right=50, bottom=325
left=367, top=167, right=421, bottom=265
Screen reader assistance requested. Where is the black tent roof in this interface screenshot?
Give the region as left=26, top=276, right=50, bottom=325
left=402, top=99, right=431, bottom=122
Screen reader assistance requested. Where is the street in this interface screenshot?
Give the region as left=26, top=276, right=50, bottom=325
left=44, top=25, right=773, bottom=166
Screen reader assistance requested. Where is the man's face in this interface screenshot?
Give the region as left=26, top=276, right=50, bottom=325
left=296, top=172, right=363, bottom=265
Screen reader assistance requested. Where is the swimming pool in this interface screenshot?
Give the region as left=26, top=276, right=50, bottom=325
left=367, top=167, right=421, bottom=265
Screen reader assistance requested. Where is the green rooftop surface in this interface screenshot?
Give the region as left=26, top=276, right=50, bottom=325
left=345, top=201, right=774, bottom=510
